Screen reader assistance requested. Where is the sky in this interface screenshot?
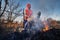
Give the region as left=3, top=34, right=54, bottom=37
left=2, top=0, right=60, bottom=22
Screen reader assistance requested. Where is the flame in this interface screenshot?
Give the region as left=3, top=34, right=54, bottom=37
left=43, top=21, right=49, bottom=32
left=45, top=24, right=49, bottom=30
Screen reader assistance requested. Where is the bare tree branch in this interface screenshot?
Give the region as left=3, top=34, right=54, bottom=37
left=0, top=0, right=22, bottom=21
left=12, top=2, right=20, bottom=12
left=0, top=0, right=2, bottom=11
left=0, top=0, right=8, bottom=17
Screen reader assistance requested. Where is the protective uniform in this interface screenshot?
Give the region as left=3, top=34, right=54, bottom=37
left=24, top=3, right=32, bottom=30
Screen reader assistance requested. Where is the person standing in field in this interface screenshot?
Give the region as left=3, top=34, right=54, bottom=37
left=24, top=3, right=32, bottom=30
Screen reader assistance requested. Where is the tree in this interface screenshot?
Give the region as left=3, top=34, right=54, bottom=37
left=6, top=0, right=22, bottom=21
left=0, top=0, right=8, bottom=17
left=0, top=0, right=22, bottom=21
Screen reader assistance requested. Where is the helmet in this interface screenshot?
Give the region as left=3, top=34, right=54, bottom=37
left=26, top=3, right=31, bottom=8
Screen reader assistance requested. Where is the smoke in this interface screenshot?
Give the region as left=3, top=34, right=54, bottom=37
left=39, top=0, right=57, bottom=15
left=29, top=16, right=45, bottom=32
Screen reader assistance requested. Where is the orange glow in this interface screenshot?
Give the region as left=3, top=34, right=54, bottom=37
left=45, top=24, right=49, bottom=31
left=43, top=21, right=49, bottom=32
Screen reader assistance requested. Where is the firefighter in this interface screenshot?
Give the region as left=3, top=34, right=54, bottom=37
left=24, top=3, right=32, bottom=30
